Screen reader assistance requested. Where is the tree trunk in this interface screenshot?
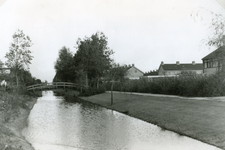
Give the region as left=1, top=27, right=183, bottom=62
left=97, top=77, right=99, bottom=89
left=16, top=72, right=19, bottom=87
left=85, top=72, right=88, bottom=87
left=111, top=82, right=114, bottom=105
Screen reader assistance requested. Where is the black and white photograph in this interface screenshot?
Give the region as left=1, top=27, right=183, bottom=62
left=0, top=0, right=225, bottom=149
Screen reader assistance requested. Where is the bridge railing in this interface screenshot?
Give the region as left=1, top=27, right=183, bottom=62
left=27, top=84, right=44, bottom=89
left=27, top=82, right=88, bottom=91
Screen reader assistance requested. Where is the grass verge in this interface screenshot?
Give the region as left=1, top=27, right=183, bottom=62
left=0, top=90, right=39, bottom=150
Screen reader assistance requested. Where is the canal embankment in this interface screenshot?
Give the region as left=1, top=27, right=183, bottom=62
left=0, top=91, right=40, bottom=150
left=79, top=91, right=225, bottom=150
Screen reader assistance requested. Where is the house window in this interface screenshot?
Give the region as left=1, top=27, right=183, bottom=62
left=213, top=61, right=218, bottom=67
left=207, top=61, right=211, bottom=68
left=204, top=61, right=207, bottom=68
left=204, top=60, right=214, bottom=68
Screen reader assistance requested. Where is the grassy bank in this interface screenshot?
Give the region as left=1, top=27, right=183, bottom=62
left=80, top=92, right=225, bottom=150
left=0, top=90, right=40, bottom=150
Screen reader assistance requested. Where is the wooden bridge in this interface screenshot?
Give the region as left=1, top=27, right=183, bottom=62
left=26, top=82, right=88, bottom=92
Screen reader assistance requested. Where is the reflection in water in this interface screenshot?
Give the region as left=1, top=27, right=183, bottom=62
left=23, top=91, right=220, bottom=150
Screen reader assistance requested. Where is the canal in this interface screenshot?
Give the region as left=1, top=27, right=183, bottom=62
left=22, top=91, right=220, bottom=150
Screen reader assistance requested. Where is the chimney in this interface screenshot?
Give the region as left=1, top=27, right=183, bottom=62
left=176, top=61, right=180, bottom=65
left=161, top=61, right=164, bottom=65
left=132, top=64, right=134, bottom=67
left=192, top=61, right=195, bottom=65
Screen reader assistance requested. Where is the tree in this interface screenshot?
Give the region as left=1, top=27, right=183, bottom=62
left=105, top=63, right=128, bottom=105
left=191, top=7, right=225, bottom=47
left=192, top=8, right=225, bottom=72
left=0, top=60, right=4, bottom=74
left=0, top=60, right=3, bottom=68
left=20, top=69, right=33, bottom=86
left=35, top=78, right=42, bottom=84
left=5, top=29, right=33, bottom=86
left=74, top=32, right=114, bottom=87
left=144, top=69, right=158, bottom=76
left=54, top=46, right=74, bottom=82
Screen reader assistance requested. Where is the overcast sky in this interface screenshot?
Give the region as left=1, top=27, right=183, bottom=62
left=0, top=0, right=225, bottom=82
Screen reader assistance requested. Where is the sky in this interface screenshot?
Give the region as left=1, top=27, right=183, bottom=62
left=0, top=0, right=225, bottom=82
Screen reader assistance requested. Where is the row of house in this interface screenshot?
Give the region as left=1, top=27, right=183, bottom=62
left=126, top=46, right=225, bottom=79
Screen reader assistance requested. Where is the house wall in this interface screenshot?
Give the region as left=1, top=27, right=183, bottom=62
left=203, top=68, right=217, bottom=75
left=203, top=59, right=220, bottom=75
left=158, top=67, right=181, bottom=76
left=159, top=66, right=203, bottom=76
left=126, top=67, right=143, bottom=79
left=165, top=71, right=181, bottom=75
left=158, top=66, right=164, bottom=75
left=169, top=70, right=203, bottom=75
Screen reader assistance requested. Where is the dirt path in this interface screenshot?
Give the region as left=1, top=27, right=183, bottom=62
left=80, top=92, right=225, bottom=150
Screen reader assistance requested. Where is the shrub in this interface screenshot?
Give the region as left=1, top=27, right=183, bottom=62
left=102, top=72, right=225, bottom=97
left=0, top=84, right=31, bottom=122
left=80, top=84, right=106, bottom=96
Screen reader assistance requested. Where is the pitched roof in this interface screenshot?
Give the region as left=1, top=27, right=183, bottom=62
left=127, top=66, right=144, bottom=74
left=160, top=63, right=203, bottom=71
left=202, top=46, right=225, bottom=60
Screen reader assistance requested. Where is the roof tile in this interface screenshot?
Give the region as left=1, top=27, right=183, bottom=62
left=202, top=46, right=225, bottom=60
left=161, top=63, right=203, bottom=70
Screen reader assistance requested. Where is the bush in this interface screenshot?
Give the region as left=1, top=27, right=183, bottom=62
left=0, top=92, right=28, bottom=122
left=102, top=72, right=225, bottom=97
left=80, top=85, right=106, bottom=96
left=0, top=84, right=31, bottom=122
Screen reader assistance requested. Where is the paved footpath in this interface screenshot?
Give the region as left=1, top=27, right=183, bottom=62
left=80, top=92, right=225, bottom=150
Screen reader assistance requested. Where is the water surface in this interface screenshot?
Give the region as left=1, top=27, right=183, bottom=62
left=23, top=91, right=220, bottom=150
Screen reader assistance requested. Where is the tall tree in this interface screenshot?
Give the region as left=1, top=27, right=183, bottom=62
left=74, top=32, right=114, bottom=87
left=0, top=60, right=3, bottom=68
left=54, top=46, right=74, bottom=82
left=5, top=29, right=33, bottom=86
left=192, top=8, right=225, bottom=72
left=0, top=60, right=4, bottom=74
left=192, top=7, right=225, bottom=47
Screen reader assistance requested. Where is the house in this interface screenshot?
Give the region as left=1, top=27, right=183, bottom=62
left=202, top=46, right=225, bottom=75
left=126, top=64, right=144, bottom=79
left=0, top=61, right=10, bottom=74
left=158, top=61, right=203, bottom=76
